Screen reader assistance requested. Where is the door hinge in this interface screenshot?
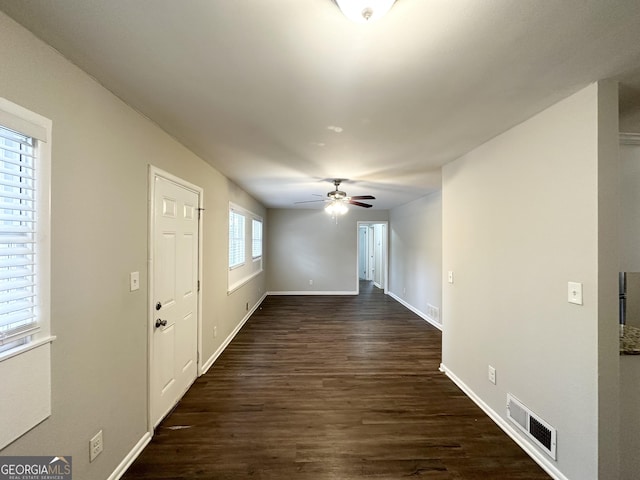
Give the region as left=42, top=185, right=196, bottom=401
left=197, top=280, right=200, bottom=292
left=197, top=207, right=205, bottom=220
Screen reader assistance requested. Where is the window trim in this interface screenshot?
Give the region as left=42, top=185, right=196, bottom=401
left=0, top=97, right=54, bottom=451
left=228, top=208, right=246, bottom=270
left=227, top=203, right=263, bottom=294
left=0, top=98, right=53, bottom=360
left=252, top=218, right=263, bottom=260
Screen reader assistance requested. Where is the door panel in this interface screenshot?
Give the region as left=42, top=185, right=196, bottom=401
left=179, top=233, right=195, bottom=298
left=158, top=232, right=177, bottom=311
left=177, top=312, right=196, bottom=374
left=151, top=175, right=199, bottom=427
left=158, top=325, right=175, bottom=394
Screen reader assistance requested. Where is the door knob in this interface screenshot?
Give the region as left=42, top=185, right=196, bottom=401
left=155, top=318, right=167, bottom=328
left=156, top=302, right=162, bottom=311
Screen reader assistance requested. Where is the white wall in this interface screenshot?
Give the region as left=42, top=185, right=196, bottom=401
left=441, top=83, right=619, bottom=480
left=0, top=12, right=266, bottom=480
left=596, top=81, right=621, bottom=479
left=620, top=356, right=640, bottom=479
left=388, top=192, right=442, bottom=325
left=620, top=106, right=640, bottom=134
left=267, top=208, right=388, bottom=293
left=619, top=142, right=640, bottom=479
left=620, top=143, right=640, bottom=271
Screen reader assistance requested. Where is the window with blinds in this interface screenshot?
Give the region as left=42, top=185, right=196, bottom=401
left=252, top=218, right=262, bottom=259
left=227, top=203, right=262, bottom=294
left=0, top=125, right=38, bottom=347
left=0, top=99, right=52, bottom=450
left=229, top=209, right=245, bottom=269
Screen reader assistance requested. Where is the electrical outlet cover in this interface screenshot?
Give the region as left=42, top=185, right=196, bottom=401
left=90, top=430, right=103, bottom=462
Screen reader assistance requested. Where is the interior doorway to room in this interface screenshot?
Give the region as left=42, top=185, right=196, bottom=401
left=357, top=221, right=388, bottom=294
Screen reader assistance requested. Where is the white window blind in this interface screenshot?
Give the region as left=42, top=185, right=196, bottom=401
left=229, top=210, right=245, bottom=269
left=252, top=219, right=262, bottom=259
left=0, top=99, right=52, bottom=451
left=0, top=125, right=38, bottom=346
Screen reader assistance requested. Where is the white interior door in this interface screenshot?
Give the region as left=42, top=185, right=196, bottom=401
left=368, top=225, right=375, bottom=281
left=374, top=224, right=384, bottom=287
left=358, top=226, right=368, bottom=279
left=151, top=174, right=199, bottom=427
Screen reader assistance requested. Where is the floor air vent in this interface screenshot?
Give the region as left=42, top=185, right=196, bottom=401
left=507, top=394, right=557, bottom=460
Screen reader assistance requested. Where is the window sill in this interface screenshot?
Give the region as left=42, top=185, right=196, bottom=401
left=229, top=262, right=246, bottom=272
left=0, top=336, right=55, bottom=449
left=228, top=269, right=263, bottom=295
left=0, top=335, right=56, bottom=364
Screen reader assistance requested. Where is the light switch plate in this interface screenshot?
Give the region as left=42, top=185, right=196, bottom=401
left=568, top=281, right=583, bottom=305
left=448, top=271, right=454, bottom=284
left=130, top=271, right=140, bottom=292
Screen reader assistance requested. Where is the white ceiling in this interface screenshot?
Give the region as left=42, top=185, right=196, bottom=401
left=2, top=0, right=640, bottom=209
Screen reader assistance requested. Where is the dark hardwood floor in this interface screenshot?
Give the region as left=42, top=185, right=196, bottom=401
left=123, top=281, right=550, bottom=479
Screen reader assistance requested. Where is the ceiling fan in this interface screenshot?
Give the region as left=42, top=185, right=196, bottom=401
left=295, top=179, right=376, bottom=209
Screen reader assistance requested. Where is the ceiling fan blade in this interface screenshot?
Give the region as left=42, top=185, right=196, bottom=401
left=348, top=200, right=373, bottom=208
left=349, top=195, right=376, bottom=200
left=294, top=199, right=327, bottom=204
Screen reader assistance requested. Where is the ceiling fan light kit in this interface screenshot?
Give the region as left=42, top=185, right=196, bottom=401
left=325, top=200, right=349, bottom=216
left=335, top=0, right=396, bottom=23
left=295, top=179, right=376, bottom=217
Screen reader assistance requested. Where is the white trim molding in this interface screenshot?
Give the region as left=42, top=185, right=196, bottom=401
left=439, top=363, right=568, bottom=480
left=200, top=292, right=268, bottom=375
left=267, top=290, right=358, bottom=296
left=108, top=432, right=152, bottom=480
left=227, top=269, right=262, bottom=295
left=388, top=292, right=442, bottom=331
left=619, top=132, right=640, bottom=145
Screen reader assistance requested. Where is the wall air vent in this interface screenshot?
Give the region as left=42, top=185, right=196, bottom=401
left=426, top=304, right=440, bottom=323
left=507, top=394, right=557, bottom=460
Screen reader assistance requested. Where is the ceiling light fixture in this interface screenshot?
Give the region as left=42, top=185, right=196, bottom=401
left=335, top=0, right=396, bottom=23
left=325, top=199, right=349, bottom=216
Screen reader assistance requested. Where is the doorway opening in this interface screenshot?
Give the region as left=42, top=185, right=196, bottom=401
left=357, top=221, right=388, bottom=294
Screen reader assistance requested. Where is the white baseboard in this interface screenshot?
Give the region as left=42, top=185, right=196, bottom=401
left=387, top=291, right=442, bottom=331
left=267, top=290, right=357, bottom=296
left=111, top=294, right=268, bottom=478
left=438, top=363, right=568, bottom=480
left=200, top=292, right=267, bottom=375
left=108, top=431, right=152, bottom=480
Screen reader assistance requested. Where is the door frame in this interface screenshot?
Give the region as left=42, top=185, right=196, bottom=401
left=368, top=225, right=375, bottom=281
left=147, top=165, right=204, bottom=431
left=356, top=221, right=388, bottom=294
left=358, top=225, right=369, bottom=280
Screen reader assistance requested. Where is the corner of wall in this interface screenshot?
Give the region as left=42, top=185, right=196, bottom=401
left=596, top=79, right=621, bottom=480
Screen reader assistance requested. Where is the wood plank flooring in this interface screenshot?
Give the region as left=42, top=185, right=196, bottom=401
left=123, top=282, right=550, bottom=479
